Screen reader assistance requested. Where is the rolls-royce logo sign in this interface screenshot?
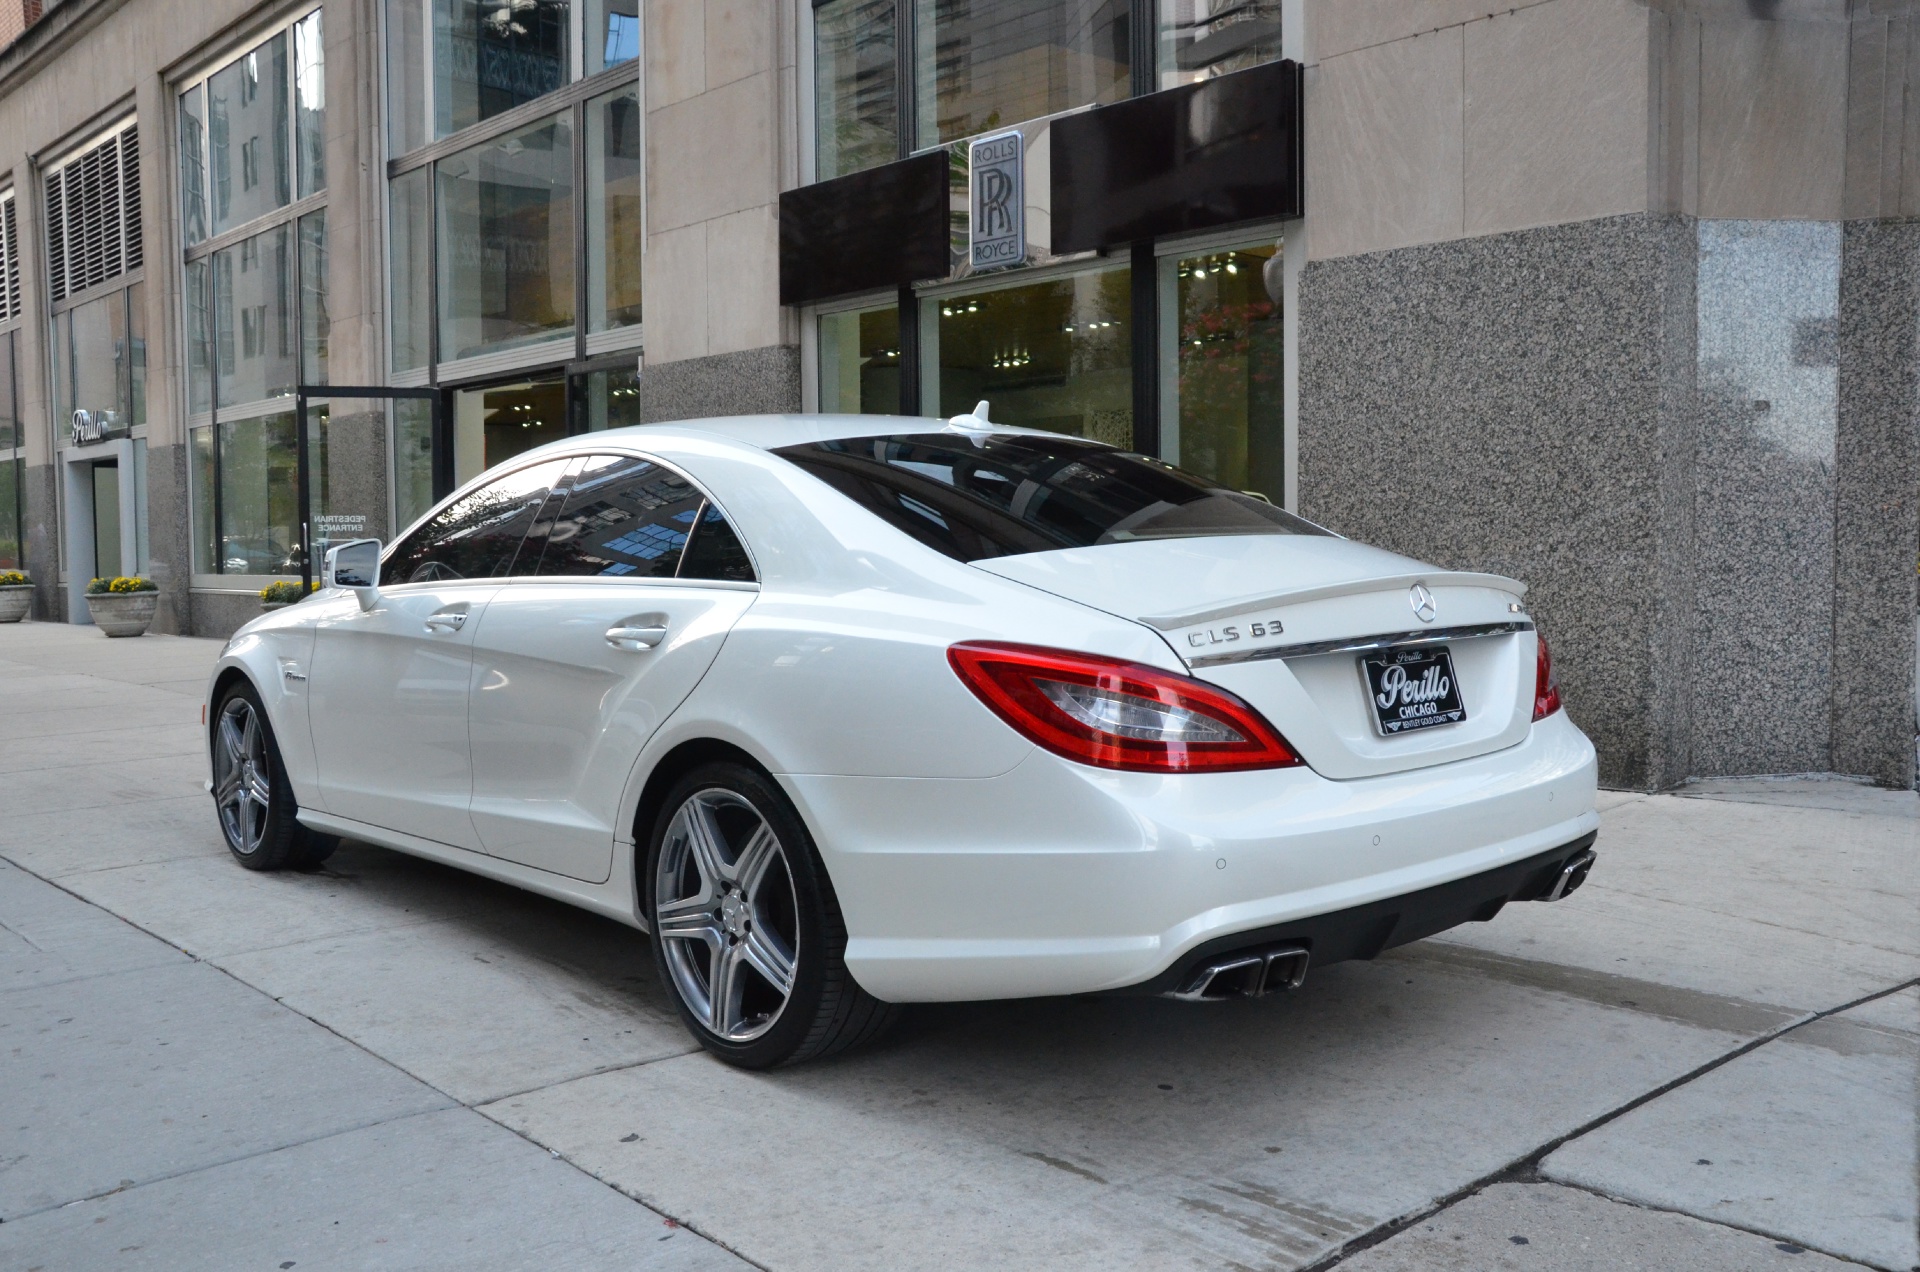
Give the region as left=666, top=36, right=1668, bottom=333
left=70, top=410, right=116, bottom=446
left=969, top=131, right=1024, bottom=271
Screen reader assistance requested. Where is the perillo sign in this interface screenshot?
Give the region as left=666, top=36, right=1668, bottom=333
left=70, top=410, right=120, bottom=446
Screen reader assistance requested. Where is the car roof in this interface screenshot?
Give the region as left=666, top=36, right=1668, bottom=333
left=582, top=413, right=1068, bottom=453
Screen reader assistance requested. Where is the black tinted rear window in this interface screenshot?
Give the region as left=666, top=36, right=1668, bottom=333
left=772, top=433, right=1328, bottom=563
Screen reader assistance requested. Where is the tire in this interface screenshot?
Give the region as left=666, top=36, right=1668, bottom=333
left=210, top=682, right=337, bottom=872
left=645, top=761, right=898, bottom=1068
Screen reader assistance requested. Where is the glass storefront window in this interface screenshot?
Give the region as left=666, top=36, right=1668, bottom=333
left=299, top=211, right=330, bottom=384
left=452, top=375, right=568, bottom=483
left=217, top=412, right=300, bottom=574
left=180, top=88, right=209, bottom=246
left=930, top=264, right=1131, bottom=444
left=0, top=330, right=15, bottom=450
left=1158, top=0, right=1282, bottom=89
left=186, top=259, right=213, bottom=413
left=437, top=114, right=576, bottom=361
left=181, top=11, right=332, bottom=579
left=587, top=85, right=642, bottom=333
left=389, top=168, right=433, bottom=371
left=191, top=425, right=216, bottom=573
left=68, top=293, right=128, bottom=428
left=577, top=367, right=643, bottom=431
left=1161, top=241, right=1282, bottom=496
left=913, top=0, right=1130, bottom=150
left=59, top=288, right=146, bottom=434
left=293, top=12, right=327, bottom=198
left=213, top=224, right=298, bottom=408
left=432, top=0, right=572, bottom=138
left=208, top=35, right=291, bottom=238
left=0, top=458, right=18, bottom=570
left=815, top=0, right=897, bottom=180
left=393, top=398, right=437, bottom=533
left=128, top=282, right=148, bottom=428
left=818, top=302, right=901, bottom=414
left=588, top=0, right=639, bottom=74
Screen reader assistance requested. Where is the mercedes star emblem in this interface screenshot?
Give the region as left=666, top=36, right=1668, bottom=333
left=1409, top=583, right=1438, bottom=624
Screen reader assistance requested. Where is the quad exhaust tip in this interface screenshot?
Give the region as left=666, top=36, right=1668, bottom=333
left=1168, top=946, right=1310, bottom=1002
left=1544, top=849, right=1597, bottom=902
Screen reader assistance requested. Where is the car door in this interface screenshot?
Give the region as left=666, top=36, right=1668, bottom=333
left=308, top=457, right=572, bottom=848
left=466, top=452, right=759, bottom=881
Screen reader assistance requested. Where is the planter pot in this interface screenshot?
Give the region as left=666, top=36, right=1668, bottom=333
left=85, top=591, right=158, bottom=637
left=262, top=601, right=289, bottom=612
left=0, top=585, right=30, bottom=623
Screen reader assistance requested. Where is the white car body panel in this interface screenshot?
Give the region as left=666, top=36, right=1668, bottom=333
left=307, top=583, right=500, bottom=848
left=467, top=577, right=759, bottom=881
left=204, top=413, right=1602, bottom=1005
left=784, top=711, right=1596, bottom=1000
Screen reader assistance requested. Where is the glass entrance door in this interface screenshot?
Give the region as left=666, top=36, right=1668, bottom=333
left=91, top=460, right=122, bottom=580
left=445, top=363, right=644, bottom=491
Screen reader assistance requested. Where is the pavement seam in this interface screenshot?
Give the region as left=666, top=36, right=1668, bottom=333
left=1300, top=974, right=1920, bottom=1272
left=0, top=847, right=757, bottom=1264
left=1537, top=1177, right=1892, bottom=1271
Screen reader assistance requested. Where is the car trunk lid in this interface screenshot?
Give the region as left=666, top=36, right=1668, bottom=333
left=975, top=537, right=1537, bottom=779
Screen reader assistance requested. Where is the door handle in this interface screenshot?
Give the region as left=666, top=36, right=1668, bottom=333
left=424, top=611, right=467, bottom=633
left=606, top=624, right=667, bottom=651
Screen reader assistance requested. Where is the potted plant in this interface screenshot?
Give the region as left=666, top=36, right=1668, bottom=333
left=84, top=576, right=159, bottom=637
left=259, top=579, right=319, bottom=611
left=0, top=570, right=31, bottom=623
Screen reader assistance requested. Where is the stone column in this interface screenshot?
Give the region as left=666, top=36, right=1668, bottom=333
left=134, top=72, right=192, bottom=634
left=1832, top=218, right=1920, bottom=789
left=637, top=0, right=800, bottom=422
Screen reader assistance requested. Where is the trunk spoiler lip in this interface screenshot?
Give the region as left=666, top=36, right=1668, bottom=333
left=1136, top=571, right=1527, bottom=632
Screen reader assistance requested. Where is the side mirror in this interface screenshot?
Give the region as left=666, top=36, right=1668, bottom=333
left=325, top=538, right=384, bottom=611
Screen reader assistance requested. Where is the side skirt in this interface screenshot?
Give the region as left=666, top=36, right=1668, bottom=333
left=297, top=811, right=648, bottom=932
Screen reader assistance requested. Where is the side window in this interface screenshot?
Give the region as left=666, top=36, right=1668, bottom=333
left=530, top=453, right=706, bottom=578
left=679, top=503, right=756, bottom=582
left=382, top=458, right=570, bottom=585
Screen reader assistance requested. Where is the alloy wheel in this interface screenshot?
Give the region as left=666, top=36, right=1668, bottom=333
left=654, top=788, right=801, bottom=1042
left=213, top=697, right=273, bottom=855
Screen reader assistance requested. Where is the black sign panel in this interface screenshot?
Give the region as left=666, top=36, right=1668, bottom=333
left=779, top=151, right=951, bottom=307
left=1051, top=60, right=1303, bottom=255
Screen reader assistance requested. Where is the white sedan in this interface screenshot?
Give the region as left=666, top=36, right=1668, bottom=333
left=205, top=410, right=1599, bottom=1068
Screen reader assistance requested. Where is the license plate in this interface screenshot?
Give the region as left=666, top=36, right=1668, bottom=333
left=1361, top=646, right=1466, bottom=735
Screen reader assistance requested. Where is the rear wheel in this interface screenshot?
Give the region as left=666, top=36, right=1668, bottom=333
left=646, top=762, right=896, bottom=1068
left=211, top=684, right=337, bottom=871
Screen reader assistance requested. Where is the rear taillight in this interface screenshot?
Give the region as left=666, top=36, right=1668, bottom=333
left=948, top=641, right=1302, bottom=773
left=1533, top=633, right=1562, bottom=721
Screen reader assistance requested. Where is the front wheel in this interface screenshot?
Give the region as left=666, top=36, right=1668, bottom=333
left=211, top=683, right=336, bottom=871
left=646, top=762, right=897, bottom=1068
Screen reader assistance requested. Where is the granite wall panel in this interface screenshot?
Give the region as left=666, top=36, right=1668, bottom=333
left=22, top=461, right=61, bottom=622
left=1833, top=218, right=1920, bottom=788
left=639, top=345, right=800, bottom=424
left=142, top=441, right=191, bottom=636
left=1298, top=215, right=1696, bottom=787
left=1690, top=220, right=1840, bottom=777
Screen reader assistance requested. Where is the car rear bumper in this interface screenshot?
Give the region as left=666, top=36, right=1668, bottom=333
left=1121, top=830, right=1597, bottom=999
left=784, top=709, right=1600, bottom=1003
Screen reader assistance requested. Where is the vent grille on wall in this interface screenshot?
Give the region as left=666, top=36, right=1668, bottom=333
left=44, top=124, right=142, bottom=303
left=0, top=194, right=20, bottom=321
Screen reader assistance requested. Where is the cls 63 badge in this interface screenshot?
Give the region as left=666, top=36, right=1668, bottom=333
left=1187, top=617, right=1283, bottom=648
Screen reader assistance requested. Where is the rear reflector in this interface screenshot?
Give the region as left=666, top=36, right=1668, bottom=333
left=1533, top=633, right=1562, bottom=721
left=948, top=641, right=1302, bottom=773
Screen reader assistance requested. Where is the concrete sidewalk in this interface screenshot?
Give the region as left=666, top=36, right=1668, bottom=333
left=0, top=621, right=1914, bottom=1270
